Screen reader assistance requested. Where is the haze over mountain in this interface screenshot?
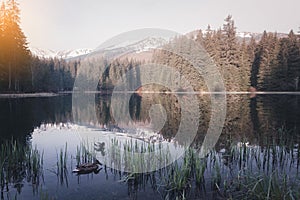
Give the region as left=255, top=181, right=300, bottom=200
left=29, top=47, right=93, bottom=59
left=30, top=31, right=291, bottom=60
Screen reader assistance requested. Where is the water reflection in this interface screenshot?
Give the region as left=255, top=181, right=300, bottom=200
left=0, top=95, right=72, bottom=142
left=1, top=93, right=300, bottom=151
left=0, top=94, right=300, bottom=199
left=72, top=93, right=300, bottom=150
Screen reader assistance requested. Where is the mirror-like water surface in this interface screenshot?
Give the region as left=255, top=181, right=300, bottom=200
left=0, top=93, right=300, bottom=199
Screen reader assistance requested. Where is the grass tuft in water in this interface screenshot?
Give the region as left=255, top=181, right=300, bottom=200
left=0, top=139, right=44, bottom=197
left=101, top=131, right=300, bottom=200
left=56, top=143, right=68, bottom=186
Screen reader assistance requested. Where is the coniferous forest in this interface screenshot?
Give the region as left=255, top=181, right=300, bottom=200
left=0, top=1, right=300, bottom=93
left=195, top=16, right=300, bottom=91
left=0, top=0, right=76, bottom=92
left=98, top=15, right=300, bottom=92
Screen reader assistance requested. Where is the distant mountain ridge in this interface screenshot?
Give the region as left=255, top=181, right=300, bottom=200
left=29, top=37, right=169, bottom=60
left=187, top=30, right=289, bottom=42
left=29, top=31, right=290, bottom=59
left=96, top=37, right=169, bottom=52
left=29, top=47, right=93, bottom=59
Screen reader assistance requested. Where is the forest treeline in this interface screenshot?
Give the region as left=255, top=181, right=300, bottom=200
left=194, top=15, right=300, bottom=91
left=1, top=0, right=300, bottom=93
left=92, top=15, right=300, bottom=92
left=0, top=0, right=76, bottom=92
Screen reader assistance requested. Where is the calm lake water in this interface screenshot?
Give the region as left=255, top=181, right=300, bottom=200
left=0, top=93, right=300, bottom=199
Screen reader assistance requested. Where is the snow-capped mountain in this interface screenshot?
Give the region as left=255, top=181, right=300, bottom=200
left=91, top=36, right=170, bottom=59
left=98, top=37, right=169, bottom=52
left=29, top=47, right=93, bottom=59
left=29, top=47, right=57, bottom=59
left=236, top=32, right=255, bottom=38
left=186, top=30, right=289, bottom=42
left=56, top=49, right=93, bottom=59
left=236, top=31, right=289, bottom=42
left=29, top=37, right=169, bottom=60
left=31, top=30, right=289, bottom=60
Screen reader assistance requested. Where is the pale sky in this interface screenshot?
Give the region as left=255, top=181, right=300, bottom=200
left=19, top=0, right=300, bottom=51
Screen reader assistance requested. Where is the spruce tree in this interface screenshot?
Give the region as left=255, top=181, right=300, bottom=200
left=195, top=29, right=204, bottom=45
left=274, top=38, right=289, bottom=90
left=221, top=15, right=240, bottom=68
left=0, top=2, right=7, bottom=89
left=251, top=31, right=280, bottom=90
left=220, top=15, right=241, bottom=91
left=287, top=30, right=300, bottom=90
left=239, top=39, right=251, bottom=90
left=203, top=25, right=214, bottom=54
left=1, top=0, right=30, bottom=91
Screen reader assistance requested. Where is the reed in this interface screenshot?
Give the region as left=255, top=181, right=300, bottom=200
left=103, top=133, right=300, bottom=200
left=56, top=143, right=67, bottom=174
left=75, top=141, right=96, bottom=166
left=56, top=143, right=69, bottom=186
left=0, top=139, right=44, bottom=196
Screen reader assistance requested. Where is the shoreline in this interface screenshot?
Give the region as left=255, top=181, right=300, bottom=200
left=1, top=91, right=300, bottom=99
left=0, top=92, right=63, bottom=98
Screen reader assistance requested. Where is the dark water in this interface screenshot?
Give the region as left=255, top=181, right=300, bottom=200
left=0, top=93, right=300, bottom=199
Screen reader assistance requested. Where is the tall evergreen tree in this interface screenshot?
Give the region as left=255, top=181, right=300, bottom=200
left=239, top=39, right=251, bottom=90
left=219, top=15, right=242, bottom=91
left=203, top=25, right=222, bottom=64
left=203, top=25, right=214, bottom=53
left=195, top=29, right=204, bottom=45
left=0, top=2, right=7, bottom=87
left=0, top=0, right=30, bottom=91
left=251, top=31, right=280, bottom=90
left=286, top=30, right=300, bottom=90
left=273, top=38, right=289, bottom=90
left=221, top=15, right=240, bottom=68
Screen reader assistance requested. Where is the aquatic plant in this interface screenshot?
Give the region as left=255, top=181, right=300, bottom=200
left=56, top=143, right=69, bottom=186
left=75, top=141, right=96, bottom=166
left=101, top=134, right=300, bottom=200
left=0, top=139, right=44, bottom=197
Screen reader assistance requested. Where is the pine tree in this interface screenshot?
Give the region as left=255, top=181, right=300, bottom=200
left=0, top=2, right=7, bottom=88
left=211, top=29, right=223, bottom=66
left=203, top=25, right=222, bottom=64
left=273, top=38, right=289, bottom=90
left=239, top=39, right=251, bottom=90
left=203, top=25, right=214, bottom=53
left=219, top=15, right=242, bottom=91
left=247, top=36, right=256, bottom=64
left=286, top=30, right=300, bottom=90
left=221, top=15, right=240, bottom=68
left=264, top=33, right=280, bottom=90
left=0, top=0, right=30, bottom=91
left=195, top=29, right=204, bottom=45
left=251, top=31, right=280, bottom=90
